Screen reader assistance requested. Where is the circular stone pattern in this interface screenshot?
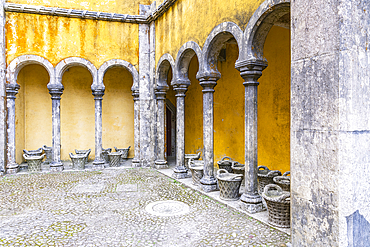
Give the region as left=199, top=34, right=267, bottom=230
left=145, top=200, right=190, bottom=217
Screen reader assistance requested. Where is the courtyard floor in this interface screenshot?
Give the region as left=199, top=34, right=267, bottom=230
left=0, top=162, right=290, bottom=246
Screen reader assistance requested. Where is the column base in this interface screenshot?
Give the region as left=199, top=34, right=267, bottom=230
left=6, top=163, right=19, bottom=174
left=200, top=176, right=218, bottom=192
left=93, top=158, right=106, bottom=170
left=240, top=192, right=265, bottom=213
left=50, top=162, right=64, bottom=172
left=172, top=166, right=190, bottom=179
left=131, top=159, right=141, bottom=168
left=155, top=160, right=168, bottom=169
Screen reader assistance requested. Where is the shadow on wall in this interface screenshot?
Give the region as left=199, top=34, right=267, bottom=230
left=346, top=210, right=370, bottom=246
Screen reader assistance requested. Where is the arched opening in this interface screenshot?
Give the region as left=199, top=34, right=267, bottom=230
left=60, top=67, right=94, bottom=162
left=102, top=67, right=134, bottom=158
left=214, top=39, right=244, bottom=163
left=15, top=64, right=52, bottom=165
left=165, top=67, right=176, bottom=162
left=258, top=18, right=290, bottom=173
left=184, top=55, right=203, bottom=157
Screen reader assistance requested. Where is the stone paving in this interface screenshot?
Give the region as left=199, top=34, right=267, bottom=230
left=0, top=167, right=290, bottom=246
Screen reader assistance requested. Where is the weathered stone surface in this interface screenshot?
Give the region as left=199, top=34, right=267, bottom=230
left=291, top=0, right=370, bottom=246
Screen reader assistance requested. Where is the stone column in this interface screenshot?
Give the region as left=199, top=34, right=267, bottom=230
left=236, top=60, right=267, bottom=213
left=47, top=84, right=64, bottom=172
left=5, top=83, right=19, bottom=174
left=172, top=83, right=189, bottom=179
left=131, top=90, right=140, bottom=167
left=155, top=85, right=169, bottom=169
left=198, top=76, right=219, bottom=192
left=92, top=87, right=105, bottom=169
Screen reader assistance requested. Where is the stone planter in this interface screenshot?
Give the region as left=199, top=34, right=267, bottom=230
left=185, top=152, right=201, bottom=169
left=262, top=184, right=290, bottom=228
left=102, top=148, right=112, bottom=163
left=23, top=153, right=45, bottom=172
left=216, top=169, right=243, bottom=201
left=257, top=166, right=281, bottom=195
left=69, top=153, right=86, bottom=170
left=189, top=159, right=204, bottom=185
left=23, top=148, right=43, bottom=157
left=114, top=146, right=131, bottom=163
left=273, top=171, right=290, bottom=192
left=231, top=161, right=245, bottom=184
left=108, top=152, right=122, bottom=167
left=75, top=149, right=91, bottom=164
left=42, top=145, right=53, bottom=164
left=217, top=156, right=233, bottom=173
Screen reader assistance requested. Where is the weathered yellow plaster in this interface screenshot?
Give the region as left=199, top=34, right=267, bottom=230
left=15, top=65, right=52, bottom=164
left=60, top=67, right=95, bottom=161
left=102, top=67, right=135, bottom=158
left=155, top=0, right=264, bottom=64
left=6, top=13, right=139, bottom=68
left=258, top=26, right=290, bottom=173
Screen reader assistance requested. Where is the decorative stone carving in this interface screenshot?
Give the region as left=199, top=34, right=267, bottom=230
left=101, top=147, right=112, bottom=164
left=217, top=156, right=234, bottom=173
left=114, top=146, right=131, bottom=164
left=184, top=152, right=201, bottom=169
left=216, top=169, right=243, bottom=201
left=42, top=145, right=53, bottom=164
left=23, top=148, right=43, bottom=156
left=23, top=153, right=45, bottom=172
left=75, top=149, right=91, bottom=164
left=69, top=152, right=86, bottom=170
left=273, top=171, right=290, bottom=192
left=108, top=152, right=122, bottom=167
left=189, top=159, right=204, bottom=186
left=6, top=83, right=20, bottom=174
left=257, top=166, right=282, bottom=195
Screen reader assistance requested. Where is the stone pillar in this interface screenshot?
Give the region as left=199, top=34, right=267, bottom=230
left=139, top=4, right=155, bottom=167
left=131, top=90, right=140, bottom=167
left=5, top=83, right=19, bottom=174
left=172, top=83, right=189, bottom=179
left=236, top=60, right=267, bottom=213
left=155, top=85, right=169, bottom=169
left=0, top=0, right=6, bottom=175
left=291, top=1, right=370, bottom=246
left=198, top=76, right=219, bottom=192
left=47, top=84, right=64, bottom=172
left=92, top=87, right=105, bottom=169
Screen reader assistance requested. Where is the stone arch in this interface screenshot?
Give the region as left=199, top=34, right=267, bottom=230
left=6, top=55, right=55, bottom=85
left=242, top=0, right=290, bottom=61
left=156, top=53, right=175, bottom=88
left=198, top=22, right=243, bottom=78
left=55, top=57, right=98, bottom=87
left=175, top=41, right=202, bottom=82
left=98, top=59, right=139, bottom=92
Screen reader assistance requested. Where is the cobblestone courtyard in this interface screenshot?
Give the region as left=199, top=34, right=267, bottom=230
left=0, top=168, right=290, bottom=246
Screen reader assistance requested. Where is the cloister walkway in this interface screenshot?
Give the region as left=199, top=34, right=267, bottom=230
left=0, top=162, right=290, bottom=246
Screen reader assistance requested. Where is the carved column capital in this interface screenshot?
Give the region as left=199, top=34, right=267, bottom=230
left=173, top=84, right=188, bottom=97
left=155, top=84, right=169, bottom=100
left=92, top=88, right=105, bottom=100
left=5, top=83, right=20, bottom=99
left=47, top=84, right=64, bottom=100
left=132, top=90, right=140, bottom=101
left=235, top=59, right=267, bottom=87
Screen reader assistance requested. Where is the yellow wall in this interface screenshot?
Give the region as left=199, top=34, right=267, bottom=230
left=60, top=67, right=94, bottom=161
left=102, top=67, right=135, bottom=158
left=155, top=0, right=264, bottom=64
left=15, top=65, right=52, bottom=164
left=6, top=13, right=139, bottom=68
left=184, top=56, right=203, bottom=155
left=258, top=26, right=290, bottom=173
